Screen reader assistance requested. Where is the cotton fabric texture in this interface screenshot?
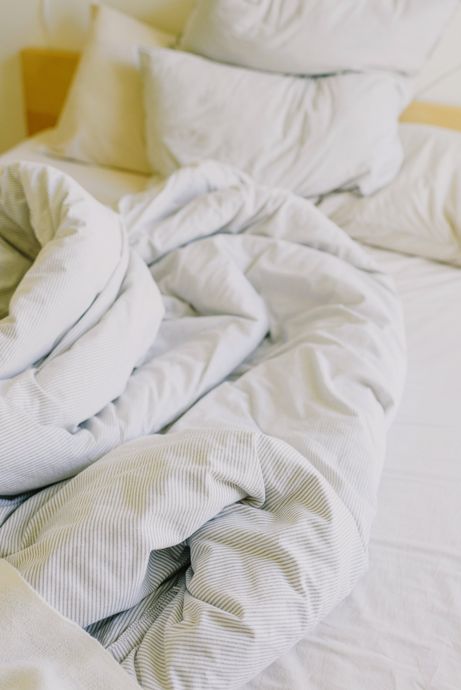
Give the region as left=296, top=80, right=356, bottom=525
left=140, top=47, right=409, bottom=198
left=318, top=123, right=461, bottom=265
left=46, top=5, right=174, bottom=173
left=181, top=0, right=459, bottom=76
left=0, top=159, right=405, bottom=688
left=0, top=561, right=142, bottom=690
left=0, top=162, right=164, bottom=492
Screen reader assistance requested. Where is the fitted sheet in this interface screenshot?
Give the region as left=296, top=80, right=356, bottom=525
left=0, top=132, right=152, bottom=207
left=1, top=137, right=459, bottom=689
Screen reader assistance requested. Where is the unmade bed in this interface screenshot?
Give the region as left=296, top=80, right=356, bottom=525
left=2, top=1, right=461, bottom=688
left=1, top=124, right=460, bottom=689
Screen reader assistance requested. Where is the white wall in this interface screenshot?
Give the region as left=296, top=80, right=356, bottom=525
left=39, top=0, right=195, bottom=49
left=0, top=0, right=47, bottom=153
left=0, top=0, right=460, bottom=154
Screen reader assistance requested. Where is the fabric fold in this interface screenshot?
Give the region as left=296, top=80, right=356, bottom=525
left=0, top=559, right=142, bottom=690
left=0, top=159, right=406, bottom=689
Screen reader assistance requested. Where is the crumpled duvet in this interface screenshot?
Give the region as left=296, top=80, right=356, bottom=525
left=0, top=160, right=405, bottom=690
left=0, top=162, right=164, bottom=493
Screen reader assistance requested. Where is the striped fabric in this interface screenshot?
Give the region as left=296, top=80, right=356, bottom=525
left=0, top=162, right=164, bottom=493
left=0, top=161, right=405, bottom=689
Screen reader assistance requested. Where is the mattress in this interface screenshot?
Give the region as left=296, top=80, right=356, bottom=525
left=1, top=136, right=459, bottom=690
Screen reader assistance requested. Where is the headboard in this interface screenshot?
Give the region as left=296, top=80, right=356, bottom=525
left=21, top=47, right=461, bottom=136
left=21, top=48, right=80, bottom=135
left=399, top=100, right=461, bottom=130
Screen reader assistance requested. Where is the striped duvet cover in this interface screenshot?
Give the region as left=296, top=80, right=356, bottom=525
left=0, top=160, right=405, bottom=689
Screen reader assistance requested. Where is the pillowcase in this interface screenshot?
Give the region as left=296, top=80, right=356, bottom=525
left=180, top=0, right=458, bottom=76
left=46, top=5, right=175, bottom=174
left=317, top=124, right=461, bottom=266
left=140, top=47, right=409, bottom=198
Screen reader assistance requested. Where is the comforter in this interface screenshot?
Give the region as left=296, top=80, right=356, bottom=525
left=0, top=161, right=405, bottom=689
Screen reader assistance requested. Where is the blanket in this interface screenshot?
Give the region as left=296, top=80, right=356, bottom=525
left=0, top=160, right=405, bottom=689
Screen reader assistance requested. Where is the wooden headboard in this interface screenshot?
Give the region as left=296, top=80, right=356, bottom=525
left=21, top=47, right=461, bottom=135
left=21, top=48, right=80, bottom=135
left=399, top=100, right=461, bottom=130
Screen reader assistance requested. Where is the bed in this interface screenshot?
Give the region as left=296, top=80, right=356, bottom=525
left=1, top=2, right=461, bottom=689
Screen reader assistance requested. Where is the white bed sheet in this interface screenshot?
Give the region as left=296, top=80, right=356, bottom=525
left=0, top=131, right=152, bottom=207
left=1, top=137, right=459, bottom=690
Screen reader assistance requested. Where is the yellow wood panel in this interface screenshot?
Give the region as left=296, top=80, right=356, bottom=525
left=400, top=100, right=461, bottom=132
left=21, top=47, right=80, bottom=135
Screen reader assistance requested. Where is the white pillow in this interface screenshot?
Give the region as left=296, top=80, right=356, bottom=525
left=140, top=47, right=409, bottom=198
left=318, top=124, right=461, bottom=266
left=180, top=0, right=458, bottom=76
left=46, top=5, right=175, bottom=174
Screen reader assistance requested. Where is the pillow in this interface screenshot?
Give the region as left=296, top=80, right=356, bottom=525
left=317, top=124, right=461, bottom=266
left=180, top=0, right=458, bottom=76
left=46, top=5, right=175, bottom=174
left=140, top=47, right=409, bottom=198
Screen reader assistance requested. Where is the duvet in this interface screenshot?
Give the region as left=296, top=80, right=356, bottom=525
left=0, top=161, right=405, bottom=690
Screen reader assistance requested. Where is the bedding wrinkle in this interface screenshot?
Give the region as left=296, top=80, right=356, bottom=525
left=0, top=159, right=405, bottom=688
left=318, top=123, right=461, bottom=267
left=141, top=47, right=408, bottom=197
left=181, top=0, right=458, bottom=75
